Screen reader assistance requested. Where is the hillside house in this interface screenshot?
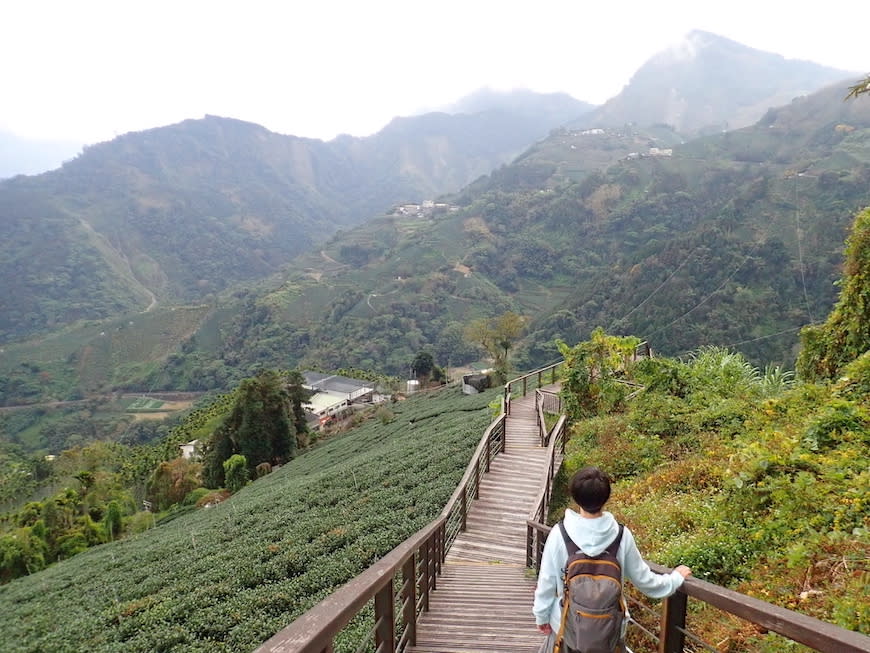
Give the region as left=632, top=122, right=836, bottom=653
left=302, top=372, right=376, bottom=429
left=179, top=439, right=200, bottom=460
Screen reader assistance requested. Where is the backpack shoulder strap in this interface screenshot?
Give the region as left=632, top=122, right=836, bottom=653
left=604, top=523, right=624, bottom=557
left=557, top=520, right=580, bottom=555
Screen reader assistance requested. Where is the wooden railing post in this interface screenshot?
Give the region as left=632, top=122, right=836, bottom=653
left=526, top=524, right=533, bottom=568
left=374, top=580, right=395, bottom=652
left=501, top=418, right=506, bottom=453
left=551, top=365, right=556, bottom=384
left=537, top=370, right=542, bottom=388
left=659, top=591, right=688, bottom=653
left=522, top=377, right=527, bottom=396
left=473, top=458, right=480, bottom=499
left=402, top=556, right=417, bottom=648
left=460, top=484, right=467, bottom=531
left=504, top=385, right=510, bottom=415
left=434, top=524, right=441, bottom=573
left=485, top=430, right=491, bottom=472
left=420, top=538, right=430, bottom=612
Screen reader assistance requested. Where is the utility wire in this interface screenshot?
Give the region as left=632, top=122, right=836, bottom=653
left=610, top=246, right=699, bottom=329
left=793, top=174, right=817, bottom=325
left=670, top=325, right=804, bottom=358
left=644, top=244, right=758, bottom=341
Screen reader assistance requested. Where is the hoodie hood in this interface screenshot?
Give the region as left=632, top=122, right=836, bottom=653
left=562, top=508, right=620, bottom=557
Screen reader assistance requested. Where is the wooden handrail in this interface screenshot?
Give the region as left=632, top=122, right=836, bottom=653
left=439, top=414, right=505, bottom=520
left=256, top=392, right=509, bottom=653
left=504, top=360, right=562, bottom=414
left=525, top=521, right=870, bottom=653
left=525, top=415, right=565, bottom=567
left=646, top=561, right=870, bottom=653
left=256, top=519, right=443, bottom=653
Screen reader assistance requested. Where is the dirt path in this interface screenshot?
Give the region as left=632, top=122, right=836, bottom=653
left=1, top=392, right=203, bottom=413
left=0, top=399, right=91, bottom=413
left=320, top=250, right=344, bottom=266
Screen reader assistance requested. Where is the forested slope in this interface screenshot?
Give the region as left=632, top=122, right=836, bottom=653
left=156, top=82, right=870, bottom=384
left=0, top=93, right=589, bottom=343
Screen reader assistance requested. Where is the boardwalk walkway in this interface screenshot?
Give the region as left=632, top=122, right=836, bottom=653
left=408, top=389, right=559, bottom=653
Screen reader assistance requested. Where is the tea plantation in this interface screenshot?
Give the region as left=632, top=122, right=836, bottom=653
left=0, top=386, right=498, bottom=652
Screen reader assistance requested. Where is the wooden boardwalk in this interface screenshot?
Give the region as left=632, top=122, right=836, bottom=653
left=409, top=390, right=557, bottom=653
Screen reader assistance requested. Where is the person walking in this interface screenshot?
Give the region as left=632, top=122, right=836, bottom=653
left=533, top=466, right=691, bottom=653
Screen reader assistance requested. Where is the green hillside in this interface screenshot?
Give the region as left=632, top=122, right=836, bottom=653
left=0, top=386, right=499, bottom=652
left=151, top=83, right=870, bottom=385
left=0, top=93, right=590, bottom=344
left=547, top=208, right=870, bottom=648
left=0, top=305, right=211, bottom=405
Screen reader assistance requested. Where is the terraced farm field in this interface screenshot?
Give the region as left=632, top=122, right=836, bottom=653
left=0, top=386, right=499, bottom=652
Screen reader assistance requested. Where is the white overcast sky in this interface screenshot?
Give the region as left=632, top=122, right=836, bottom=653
left=2, top=0, right=868, bottom=145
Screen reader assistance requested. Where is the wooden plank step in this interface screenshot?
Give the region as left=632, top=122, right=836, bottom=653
left=407, top=389, right=558, bottom=653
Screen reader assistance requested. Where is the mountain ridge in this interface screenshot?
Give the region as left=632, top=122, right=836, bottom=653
left=0, top=92, right=591, bottom=343
left=574, top=30, right=856, bottom=134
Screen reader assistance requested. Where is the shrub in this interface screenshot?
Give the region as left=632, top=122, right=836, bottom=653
left=802, top=400, right=867, bottom=451
left=376, top=406, right=395, bottom=425
left=182, top=488, right=212, bottom=506
left=194, top=489, right=230, bottom=508
left=628, top=392, right=693, bottom=440
left=834, top=350, right=870, bottom=401
left=223, top=454, right=249, bottom=493
left=663, top=527, right=758, bottom=585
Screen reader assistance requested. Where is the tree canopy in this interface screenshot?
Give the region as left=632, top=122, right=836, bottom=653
left=203, top=370, right=309, bottom=488
left=797, top=207, right=870, bottom=381
left=464, top=311, right=526, bottom=382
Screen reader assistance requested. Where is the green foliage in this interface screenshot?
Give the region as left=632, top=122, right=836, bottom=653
left=0, top=386, right=497, bottom=652
left=464, top=312, right=526, bottom=383
left=665, top=528, right=759, bottom=585
left=202, top=370, right=308, bottom=488
left=555, top=324, right=869, bottom=632
left=798, top=207, right=870, bottom=382
left=411, top=351, right=435, bottom=379
left=146, top=457, right=203, bottom=511
left=0, top=526, right=47, bottom=581
left=103, top=500, right=123, bottom=541
left=223, top=454, right=249, bottom=493
left=557, top=328, right=641, bottom=420
left=802, top=400, right=868, bottom=452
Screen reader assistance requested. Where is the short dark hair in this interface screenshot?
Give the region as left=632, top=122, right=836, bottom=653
left=570, top=466, right=611, bottom=513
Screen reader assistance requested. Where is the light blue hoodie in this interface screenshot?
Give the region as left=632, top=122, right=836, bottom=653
left=532, top=509, right=685, bottom=631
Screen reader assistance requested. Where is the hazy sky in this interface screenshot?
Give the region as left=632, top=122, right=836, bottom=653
left=2, top=0, right=868, bottom=145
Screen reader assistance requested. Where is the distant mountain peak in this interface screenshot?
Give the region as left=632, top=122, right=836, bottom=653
left=573, top=31, right=854, bottom=135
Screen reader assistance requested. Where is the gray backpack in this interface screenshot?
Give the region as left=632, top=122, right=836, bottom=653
left=554, top=522, right=625, bottom=653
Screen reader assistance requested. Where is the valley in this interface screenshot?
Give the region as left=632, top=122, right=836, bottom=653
left=1, top=28, right=869, bottom=653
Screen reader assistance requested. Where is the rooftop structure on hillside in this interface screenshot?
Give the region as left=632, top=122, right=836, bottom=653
left=302, top=372, right=376, bottom=430
left=302, top=372, right=374, bottom=402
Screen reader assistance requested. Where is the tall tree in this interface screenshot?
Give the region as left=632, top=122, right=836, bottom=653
left=557, top=328, right=641, bottom=419
left=203, top=370, right=309, bottom=488
left=797, top=207, right=870, bottom=381
left=464, top=311, right=526, bottom=382
left=411, top=351, right=435, bottom=383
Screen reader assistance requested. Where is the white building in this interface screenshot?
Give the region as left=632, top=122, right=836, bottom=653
left=179, top=439, right=200, bottom=460
left=302, top=372, right=376, bottom=429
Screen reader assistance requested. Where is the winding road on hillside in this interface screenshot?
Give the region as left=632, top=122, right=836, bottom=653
left=0, top=391, right=204, bottom=413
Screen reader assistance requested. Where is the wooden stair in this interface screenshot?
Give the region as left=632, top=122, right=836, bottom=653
left=408, top=389, right=558, bottom=653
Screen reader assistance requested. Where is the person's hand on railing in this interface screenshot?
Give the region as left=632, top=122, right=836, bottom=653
left=675, top=565, right=692, bottom=579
